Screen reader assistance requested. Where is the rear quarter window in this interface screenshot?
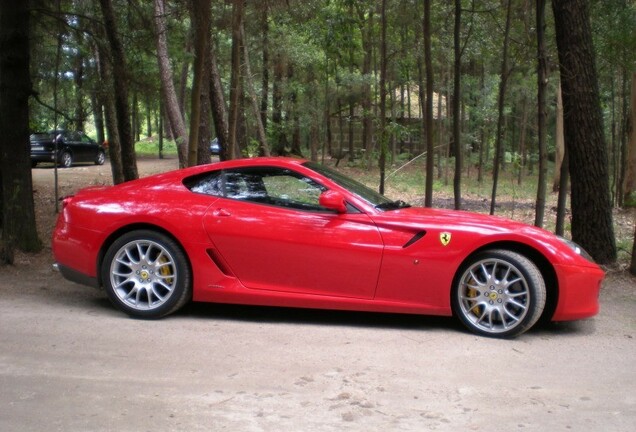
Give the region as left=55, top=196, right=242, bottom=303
left=183, top=171, right=223, bottom=196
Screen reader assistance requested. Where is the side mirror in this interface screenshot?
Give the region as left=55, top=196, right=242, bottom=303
left=319, top=190, right=347, bottom=213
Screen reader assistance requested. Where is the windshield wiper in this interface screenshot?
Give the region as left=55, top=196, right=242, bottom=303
left=375, top=200, right=411, bottom=211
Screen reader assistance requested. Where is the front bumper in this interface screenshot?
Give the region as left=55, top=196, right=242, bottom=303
left=552, top=263, right=605, bottom=321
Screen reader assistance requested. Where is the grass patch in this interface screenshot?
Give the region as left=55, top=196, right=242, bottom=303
left=135, top=136, right=179, bottom=157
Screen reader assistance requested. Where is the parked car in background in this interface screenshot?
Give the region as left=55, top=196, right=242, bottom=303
left=31, top=130, right=106, bottom=168
left=209, top=137, right=221, bottom=156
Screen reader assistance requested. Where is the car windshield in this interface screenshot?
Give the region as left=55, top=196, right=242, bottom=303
left=304, top=161, right=410, bottom=211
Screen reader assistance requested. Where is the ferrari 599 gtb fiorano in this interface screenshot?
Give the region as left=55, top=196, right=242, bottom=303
left=52, top=158, right=604, bottom=338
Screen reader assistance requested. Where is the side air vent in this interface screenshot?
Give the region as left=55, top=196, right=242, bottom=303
left=403, top=231, right=426, bottom=248
left=206, top=249, right=235, bottom=277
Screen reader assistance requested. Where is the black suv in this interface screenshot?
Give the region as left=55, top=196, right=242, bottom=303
left=31, top=130, right=106, bottom=168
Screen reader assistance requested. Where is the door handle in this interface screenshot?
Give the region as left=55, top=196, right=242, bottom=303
left=213, top=208, right=231, bottom=217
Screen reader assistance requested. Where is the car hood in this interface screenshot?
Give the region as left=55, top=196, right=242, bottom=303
left=366, top=205, right=590, bottom=264
left=371, top=206, right=537, bottom=234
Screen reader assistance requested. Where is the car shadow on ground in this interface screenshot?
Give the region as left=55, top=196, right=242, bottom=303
left=531, top=318, right=597, bottom=337
left=181, top=301, right=461, bottom=334
left=82, top=295, right=594, bottom=338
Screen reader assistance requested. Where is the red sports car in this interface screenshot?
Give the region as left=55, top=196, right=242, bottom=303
left=52, top=157, right=605, bottom=338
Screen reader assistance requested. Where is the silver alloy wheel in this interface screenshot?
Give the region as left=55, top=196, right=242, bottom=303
left=96, top=150, right=106, bottom=165
left=109, top=239, right=178, bottom=311
left=457, top=257, right=531, bottom=334
left=60, top=151, right=72, bottom=168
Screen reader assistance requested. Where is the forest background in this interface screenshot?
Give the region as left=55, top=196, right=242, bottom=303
left=0, top=0, right=635, bottom=273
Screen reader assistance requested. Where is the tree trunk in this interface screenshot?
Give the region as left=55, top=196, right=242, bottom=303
left=452, top=0, right=463, bottom=210
left=208, top=39, right=229, bottom=160
left=347, top=0, right=355, bottom=163
left=288, top=64, right=302, bottom=157
left=490, top=0, right=512, bottom=215
left=131, top=92, right=139, bottom=142
left=73, top=50, right=86, bottom=131
left=378, top=0, right=388, bottom=194
left=98, top=0, right=138, bottom=181
left=536, top=0, right=549, bottom=226
left=552, top=0, right=616, bottom=264
left=517, top=97, right=529, bottom=185
left=227, top=0, right=244, bottom=159
left=310, top=121, right=319, bottom=162
left=0, top=0, right=42, bottom=262
left=187, top=0, right=211, bottom=167
left=154, top=0, right=188, bottom=167
left=623, top=72, right=636, bottom=206
left=424, top=0, right=434, bottom=207
left=630, top=223, right=636, bottom=275
left=356, top=5, right=373, bottom=164
left=555, top=146, right=569, bottom=236
left=553, top=84, right=565, bottom=194
left=178, top=36, right=193, bottom=121
left=241, top=25, right=270, bottom=156
left=390, top=79, right=397, bottom=163
left=196, top=73, right=212, bottom=165
left=159, top=100, right=165, bottom=159
left=272, top=53, right=286, bottom=155
left=439, top=70, right=447, bottom=180
left=95, top=37, right=124, bottom=184
left=555, top=72, right=568, bottom=236
left=260, top=5, right=269, bottom=133
left=162, top=107, right=174, bottom=141
left=91, top=92, right=105, bottom=149
left=145, top=95, right=152, bottom=138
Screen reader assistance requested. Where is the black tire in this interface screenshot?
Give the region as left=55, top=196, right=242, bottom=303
left=95, top=149, right=106, bottom=165
left=452, top=249, right=546, bottom=338
left=59, top=151, right=73, bottom=168
left=101, top=230, right=192, bottom=319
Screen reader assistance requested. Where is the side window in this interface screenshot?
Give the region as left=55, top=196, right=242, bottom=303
left=185, top=166, right=330, bottom=212
left=262, top=174, right=324, bottom=209
left=184, top=171, right=223, bottom=196
left=225, top=172, right=268, bottom=201
left=79, top=133, right=93, bottom=144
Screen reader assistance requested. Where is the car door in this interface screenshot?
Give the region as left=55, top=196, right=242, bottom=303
left=77, top=132, right=97, bottom=162
left=201, top=166, right=384, bottom=299
left=62, top=131, right=80, bottom=161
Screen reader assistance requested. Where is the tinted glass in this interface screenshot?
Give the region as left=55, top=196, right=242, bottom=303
left=185, top=167, right=329, bottom=212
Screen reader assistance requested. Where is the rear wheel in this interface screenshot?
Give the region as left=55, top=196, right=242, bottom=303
left=452, top=249, right=546, bottom=338
left=95, top=149, right=106, bottom=165
left=101, top=230, right=192, bottom=318
left=59, top=151, right=73, bottom=168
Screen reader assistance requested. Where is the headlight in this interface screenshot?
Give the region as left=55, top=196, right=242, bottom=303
left=558, top=236, right=594, bottom=262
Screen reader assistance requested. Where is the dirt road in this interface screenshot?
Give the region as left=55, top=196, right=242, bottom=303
left=0, top=159, right=634, bottom=431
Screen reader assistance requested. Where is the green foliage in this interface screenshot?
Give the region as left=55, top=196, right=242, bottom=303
left=25, top=0, right=636, bottom=222
left=243, top=138, right=261, bottom=158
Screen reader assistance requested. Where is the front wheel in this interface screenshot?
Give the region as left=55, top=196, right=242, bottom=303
left=452, top=249, right=546, bottom=338
left=101, top=230, right=192, bottom=318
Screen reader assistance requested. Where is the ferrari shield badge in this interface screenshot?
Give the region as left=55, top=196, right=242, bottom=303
left=439, top=232, right=452, bottom=246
